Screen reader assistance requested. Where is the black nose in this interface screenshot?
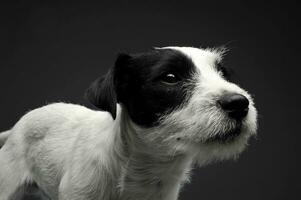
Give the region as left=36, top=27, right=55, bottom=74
left=218, top=93, right=249, bottom=120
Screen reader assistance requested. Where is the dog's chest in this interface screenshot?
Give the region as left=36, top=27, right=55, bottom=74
left=118, top=155, right=193, bottom=200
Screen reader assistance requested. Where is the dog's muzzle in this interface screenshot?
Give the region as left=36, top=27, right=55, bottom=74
left=206, top=93, right=250, bottom=143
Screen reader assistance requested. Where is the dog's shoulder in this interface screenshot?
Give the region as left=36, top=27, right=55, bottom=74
left=10, top=103, right=116, bottom=155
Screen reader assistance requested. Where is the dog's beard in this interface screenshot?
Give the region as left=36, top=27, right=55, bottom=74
left=202, top=120, right=242, bottom=144
left=156, top=104, right=256, bottom=147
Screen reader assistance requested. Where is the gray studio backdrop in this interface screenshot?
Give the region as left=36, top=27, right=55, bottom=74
left=0, top=1, right=299, bottom=200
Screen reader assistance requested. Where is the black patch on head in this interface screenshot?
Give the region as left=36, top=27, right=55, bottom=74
left=86, top=49, right=196, bottom=127
left=116, top=49, right=196, bottom=127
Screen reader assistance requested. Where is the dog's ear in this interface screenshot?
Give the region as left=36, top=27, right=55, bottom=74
left=86, top=70, right=117, bottom=119
left=85, top=53, right=131, bottom=119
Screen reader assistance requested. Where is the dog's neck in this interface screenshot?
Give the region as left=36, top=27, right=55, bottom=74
left=111, top=107, right=194, bottom=200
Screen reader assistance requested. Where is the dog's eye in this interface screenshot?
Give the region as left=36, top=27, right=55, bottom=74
left=216, top=63, right=231, bottom=81
left=219, top=66, right=229, bottom=77
left=160, top=73, right=179, bottom=85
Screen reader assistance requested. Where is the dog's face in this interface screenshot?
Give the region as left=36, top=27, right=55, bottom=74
left=87, top=46, right=257, bottom=161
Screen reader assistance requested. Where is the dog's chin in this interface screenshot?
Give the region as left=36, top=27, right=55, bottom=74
left=205, top=123, right=242, bottom=144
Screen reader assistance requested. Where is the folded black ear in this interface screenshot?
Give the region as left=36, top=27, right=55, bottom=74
left=85, top=69, right=117, bottom=119
left=85, top=53, right=132, bottom=119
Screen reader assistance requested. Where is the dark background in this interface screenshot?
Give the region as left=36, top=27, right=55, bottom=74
left=0, top=1, right=300, bottom=200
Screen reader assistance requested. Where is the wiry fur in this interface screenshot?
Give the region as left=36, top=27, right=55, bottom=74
left=0, top=46, right=257, bottom=200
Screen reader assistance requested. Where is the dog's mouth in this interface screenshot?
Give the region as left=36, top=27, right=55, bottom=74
left=205, top=123, right=242, bottom=144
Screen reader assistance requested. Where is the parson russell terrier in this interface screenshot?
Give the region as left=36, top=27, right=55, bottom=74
left=0, top=46, right=257, bottom=200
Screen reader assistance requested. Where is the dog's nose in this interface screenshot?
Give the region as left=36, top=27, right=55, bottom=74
left=218, top=93, right=249, bottom=120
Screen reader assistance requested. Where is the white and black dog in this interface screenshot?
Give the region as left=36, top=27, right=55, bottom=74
left=0, top=46, right=257, bottom=200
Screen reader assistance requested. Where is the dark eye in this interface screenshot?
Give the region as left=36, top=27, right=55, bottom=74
left=160, top=73, right=179, bottom=85
left=216, top=63, right=231, bottom=80
left=220, top=66, right=229, bottom=77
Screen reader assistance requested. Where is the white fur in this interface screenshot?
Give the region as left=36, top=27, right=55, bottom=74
left=0, top=47, right=257, bottom=200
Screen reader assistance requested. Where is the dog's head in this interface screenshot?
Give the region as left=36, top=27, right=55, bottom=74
left=86, top=46, right=257, bottom=162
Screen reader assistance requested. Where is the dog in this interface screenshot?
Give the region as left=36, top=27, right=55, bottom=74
left=0, top=46, right=257, bottom=200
